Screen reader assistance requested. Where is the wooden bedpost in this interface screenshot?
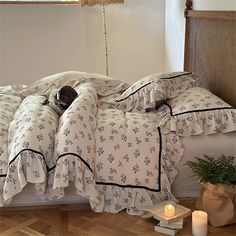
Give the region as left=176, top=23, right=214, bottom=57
left=184, top=0, right=192, bottom=18
left=184, top=0, right=193, bottom=71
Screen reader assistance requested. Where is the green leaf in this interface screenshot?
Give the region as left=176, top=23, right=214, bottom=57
left=185, top=155, right=236, bottom=185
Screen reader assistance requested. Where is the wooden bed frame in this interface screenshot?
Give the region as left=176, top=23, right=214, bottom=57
left=184, top=0, right=236, bottom=107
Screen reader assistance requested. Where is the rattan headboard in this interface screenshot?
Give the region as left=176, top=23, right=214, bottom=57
left=184, top=0, right=236, bottom=107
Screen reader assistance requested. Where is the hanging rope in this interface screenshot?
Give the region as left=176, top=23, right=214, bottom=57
left=81, top=0, right=124, bottom=6
left=102, top=0, right=109, bottom=76
left=81, top=0, right=125, bottom=76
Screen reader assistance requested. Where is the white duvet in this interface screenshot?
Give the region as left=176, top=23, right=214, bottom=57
left=0, top=72, right=184, bottom=213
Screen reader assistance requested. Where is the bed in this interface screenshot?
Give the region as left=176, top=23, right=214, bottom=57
left=0, top=0, right=235, bottom=214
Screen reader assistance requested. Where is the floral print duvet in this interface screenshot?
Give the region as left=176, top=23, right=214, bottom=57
left=0, top=72, right=184, bottom=214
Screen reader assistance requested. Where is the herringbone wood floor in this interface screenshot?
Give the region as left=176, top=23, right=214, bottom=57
left=0, top=198, right=235, bottom=236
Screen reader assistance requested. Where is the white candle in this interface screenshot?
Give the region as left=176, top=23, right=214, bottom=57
left=192, top=210, right=208, bottom=236
left=164, top=204, right=175, bottom=217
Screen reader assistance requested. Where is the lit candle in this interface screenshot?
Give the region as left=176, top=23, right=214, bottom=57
left=192, top=210, right=208, bottom=236
left=164, top=204, right=175, bottom=217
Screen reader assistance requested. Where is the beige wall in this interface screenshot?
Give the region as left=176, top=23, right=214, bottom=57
left=0, top=0, right=165, bottom=85
left=1, top=0, right=235, bottom=86
left=193, top=0, right=236, bottom=10
left=164, top=0, right=236, bottom=72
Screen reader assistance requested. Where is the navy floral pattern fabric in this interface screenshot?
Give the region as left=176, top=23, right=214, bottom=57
left=0, top=73, right=184, bottom=214
left=3, top=94, right=59, bottom=201
left=160, top=87, right=236, bottom=136
left=114, top=71, right=198, bottom=112
left=1, top=72, right=235, bottom=214
left=0, top=86, right=23, bottom=204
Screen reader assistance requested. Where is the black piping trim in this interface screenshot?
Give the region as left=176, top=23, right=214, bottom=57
left=2, top=149, right=93, bottom=177
left=48, top=165, right=56, bottom=172
left=51, top=153, right=93, bottom=173
left=3, top=132, right=163, bottom=192
left=115, top=81, right=153, bottom=102
left=115, top=72, right=192, bottom=103
left=9, top=148, right=50, bottom=171
left=95, top=127, right=163, bottom=192
left=159, top=72, right=192, bottom=80
left=164, top=102, right=233, bottom=116
left=164, top=102, right=173, bottom=116
left=95, top=182, right=160, bottom=192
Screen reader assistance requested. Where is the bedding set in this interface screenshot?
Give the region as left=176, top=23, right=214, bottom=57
left=0, top=71, right=235, bottom=214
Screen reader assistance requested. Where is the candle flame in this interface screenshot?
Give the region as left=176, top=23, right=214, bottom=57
left=167, top=204, right=173, bottom=210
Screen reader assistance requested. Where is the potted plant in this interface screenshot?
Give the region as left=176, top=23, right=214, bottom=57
left=185, top=154, right=236, bottom=227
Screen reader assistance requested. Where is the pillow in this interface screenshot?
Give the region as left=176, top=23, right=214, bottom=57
left=115, top=71, right=197, bottom=112
left=160, top=87, right=236, bottom=136
left=20, top=71, right=129, bottom=97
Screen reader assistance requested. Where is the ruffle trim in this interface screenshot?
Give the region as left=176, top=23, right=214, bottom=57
left=1, top=152, right=103, bottom=207
left=34, top=169, right=64, bottom=202
left=1, top=132, right=184, bottom=210
left=53, top=155, right=102, bottom=207
left=94, top=175, right=177, bottom=215
left=92, top=132, right=183, bottom=215
left=161, top=108, right=236, bottom=137
left=114, top=79, right=196, bottom=113
left=115, top=84, right=163, bottom=112
left=0, top=177, right=11, bottom=206
left=161, top=133, right=184, bottom=185
left=3, top=151, right=47, bottom=203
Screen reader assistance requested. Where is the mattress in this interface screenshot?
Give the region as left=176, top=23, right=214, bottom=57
left=7, top=131, right=236, bottom=207
left=172, top=132, right=236, bottom=197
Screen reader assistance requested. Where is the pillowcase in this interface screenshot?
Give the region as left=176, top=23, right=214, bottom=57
left=160, top=87, right=236, bottom=136
left=115, top=71, right=197, bottom=112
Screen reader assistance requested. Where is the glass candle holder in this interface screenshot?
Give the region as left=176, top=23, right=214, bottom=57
left=164, top=204, right=175, bottom=217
